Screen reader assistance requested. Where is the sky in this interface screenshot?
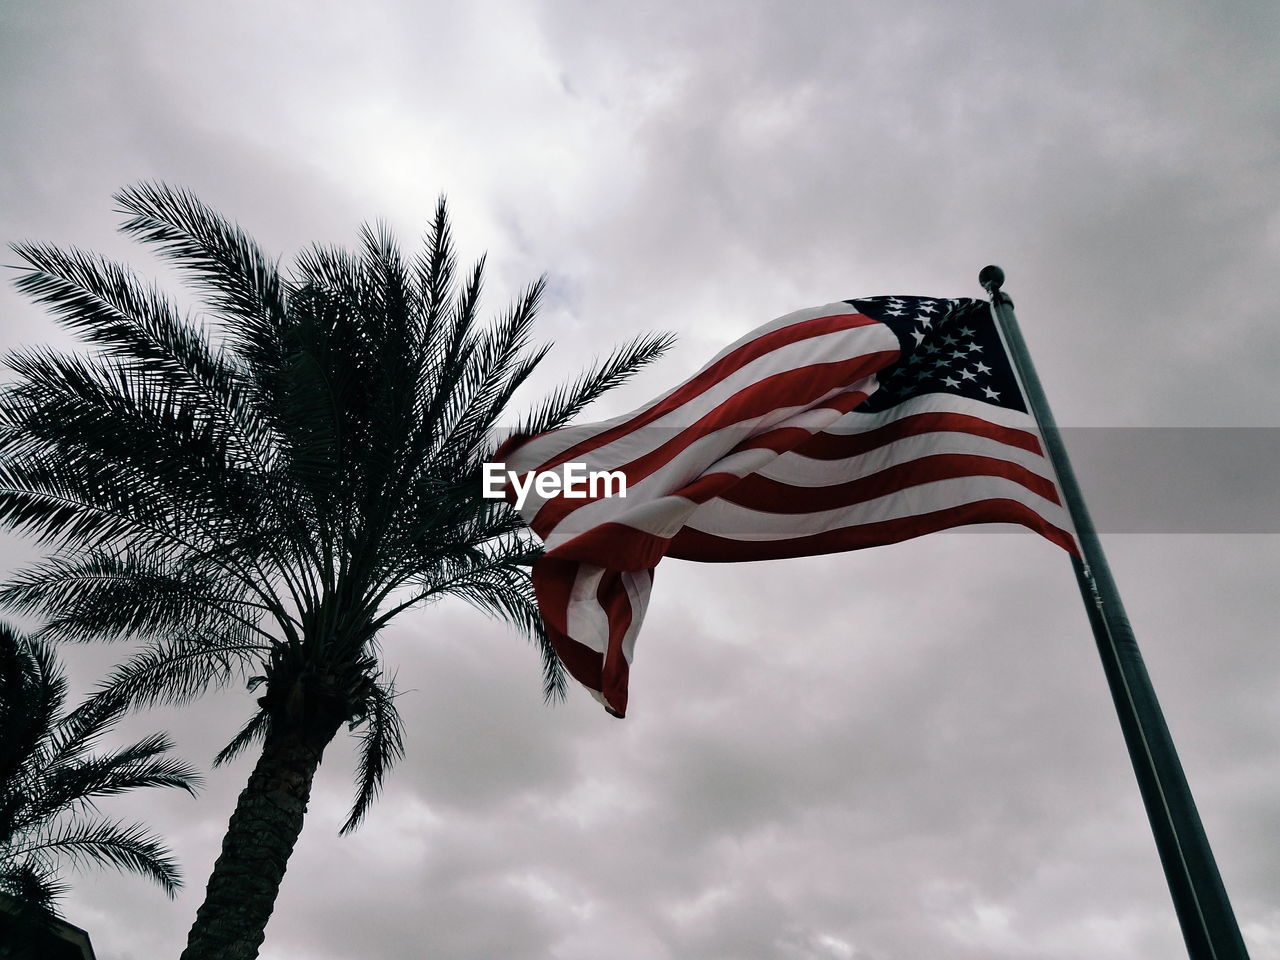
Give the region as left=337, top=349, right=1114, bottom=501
left=1, top=1, right=1278, bottom=958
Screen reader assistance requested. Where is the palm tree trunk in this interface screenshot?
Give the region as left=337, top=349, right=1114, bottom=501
left=179, top=722, right=338, bottom=960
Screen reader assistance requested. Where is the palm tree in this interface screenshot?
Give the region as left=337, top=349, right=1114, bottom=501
left=0, top=621, right=199, bottom=956
left=0, top=184, right=671, bottom=960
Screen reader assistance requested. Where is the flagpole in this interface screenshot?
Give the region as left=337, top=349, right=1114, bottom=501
left=978, top=266, right=1249, bottom=959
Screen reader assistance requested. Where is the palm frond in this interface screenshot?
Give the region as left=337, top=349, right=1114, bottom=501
left=340, top=679, right=404, bottom=835
left=7, top=240, right=277, bottom=470
left=0, top=624, right=197, bottom=924
left=430, top=277, right=549, bottom=464
left=406, top=539, right=564, bottom=702
left=27, top=735, right=200, bottom=825
left=357, top=220, right=417, bottom=347
left=1, top=548, right=264, bottom=645
left=212, top=710, right=270, bottom=768
left=89, top=635, right=264, bottom=712
left=114, top=182, right=287, bottom=339
left=0, top=628, right=66, bottom=795
left=0, top=861, right=65, bottom=943
left=22, top=817, right=183, bottom=896
left=415, top=196, right=459, bottom=348
left=412, top=258, right=488, bottom=453
left=42, top=689, right=128, bottom=771
left=513, top=330, right=676, bottom=440
left=1, top=347, right=266, bottom=542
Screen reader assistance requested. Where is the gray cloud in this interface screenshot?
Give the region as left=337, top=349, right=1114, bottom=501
left=2, top=1, right=1278, bottom=958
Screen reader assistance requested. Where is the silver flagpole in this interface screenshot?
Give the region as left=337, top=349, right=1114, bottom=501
left=980, top=265, right=1249, bottom=960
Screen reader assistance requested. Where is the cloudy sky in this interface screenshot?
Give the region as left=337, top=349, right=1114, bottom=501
left=2, top=2, right=1278, bottom=958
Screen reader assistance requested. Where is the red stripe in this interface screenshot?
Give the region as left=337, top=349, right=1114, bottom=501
left=667, top=500, right=1079, bottom=560
left=597, top=570, right=635, bottom=717
left=531, top=557, right=576, bottom=637
left=544, top=520, right=672, bottom=569
left=494, top=432, right=531, bottom=461
left=548, top=627, right=610, bottom=706
left=530, top=559, right=640, bottom=717
left=530, top=357, right=893, bottom=533
left=541, top=494, right=1076, bottom=571
left=720, top=454, right=1063, bottom=512
left=534, top=393, right=874, bottom=550
left=724, top=387, right=874, bottom=456
left=795, top=412, right=1043, bottom=459
left=532, top=559, right=615, bottom=713
left=514, top=311, right=885, bottom=472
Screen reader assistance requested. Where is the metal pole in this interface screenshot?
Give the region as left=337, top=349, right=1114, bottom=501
left=979, top=265, right=1249, bottom=960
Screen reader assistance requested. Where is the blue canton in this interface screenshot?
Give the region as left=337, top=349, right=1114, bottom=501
left=846, top=296, right=1027, bottom=415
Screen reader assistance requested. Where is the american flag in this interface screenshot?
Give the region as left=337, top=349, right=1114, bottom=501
left=497, top=297, right=1076, bottom=716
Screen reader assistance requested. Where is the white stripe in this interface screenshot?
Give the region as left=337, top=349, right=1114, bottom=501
left=502, top=320, right=897, bottom=477
left=534, top=377, right=876, bottom=527
left=533, top=379, right=881, bottom=546
left=547, top=463, right=1068, bottom=547
left=587, top=688, right=611, bottom=707
left=757, top=429, right=1055, bottom=486
left=537, top=404, right=1062, bottom=551
left=820, top=391, right=1041, bottom=434
left=561, top=568, right=650, bottom=667
left=619, top=569, right=651, bottom=663
left=543, top=495, right=700, bottom=549
left=682, top=302, right=869, bottom=377
left=682, top=474, right=1071, bottom=539
left=565, top=565, right=608, bottom=654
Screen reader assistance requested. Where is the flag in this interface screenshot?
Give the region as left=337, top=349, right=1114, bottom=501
left=496, top=297, right=1076, bottom=716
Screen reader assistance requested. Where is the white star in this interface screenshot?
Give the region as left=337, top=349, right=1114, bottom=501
left=974, top=361, right=991, bottom=375
left=950, top=349, right=967, bottom=360
left=982, top=386, right=1000, bottom=400
left=960, top=368, right=977, bottom=380
left=942, top=376, right=960, bottom=388
left=916, top=315, right=933, bottom=328
left=941, top=334, right=957, bottom=346
left=911, top=330, right=926, bottom=345
left=967, top=342, right=983, bottom=353
left=958, top=326, right=975, bottom=337
left=918, top=302, right=938, bottom=313
left=886, top=308, right=905, bottom=316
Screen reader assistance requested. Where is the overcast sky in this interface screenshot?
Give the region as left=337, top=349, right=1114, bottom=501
left=2, top=2, right=1279, bottom=958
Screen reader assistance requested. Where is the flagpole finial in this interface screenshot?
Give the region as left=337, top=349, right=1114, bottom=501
left=979, top=265, right=1005, bottom=294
